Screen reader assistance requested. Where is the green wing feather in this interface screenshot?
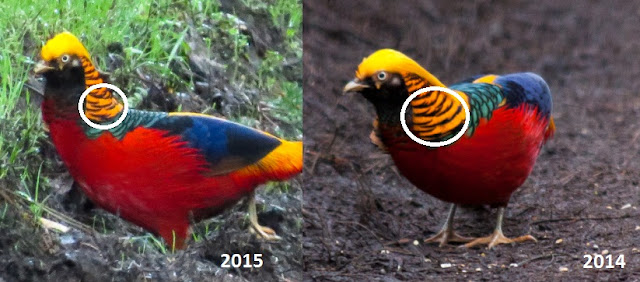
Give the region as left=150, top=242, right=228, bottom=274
left=448, top=82, right=504, bottom=137
left=81, top=109, right=167, bottom=139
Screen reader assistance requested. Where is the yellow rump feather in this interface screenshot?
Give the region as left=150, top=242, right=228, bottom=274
left=473, top=74, right=499, bottom=84
left=233, top=140, right=303, bottom=180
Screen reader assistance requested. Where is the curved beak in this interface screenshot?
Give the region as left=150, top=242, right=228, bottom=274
left=343, top=79, right=369, bottom=93
left=34, top=61, right=54, bottom=74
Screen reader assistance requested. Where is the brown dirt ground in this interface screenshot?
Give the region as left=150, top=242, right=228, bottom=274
left=303, top=0, right=640, bottom=280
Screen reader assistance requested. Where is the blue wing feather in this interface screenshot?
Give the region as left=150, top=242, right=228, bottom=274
left=493, top=72, right=553, bottom=118
left=149, top=113, right=281, bottom=171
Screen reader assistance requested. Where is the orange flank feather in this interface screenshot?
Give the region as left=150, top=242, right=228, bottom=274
left=545, top=116, right=556, bottom=140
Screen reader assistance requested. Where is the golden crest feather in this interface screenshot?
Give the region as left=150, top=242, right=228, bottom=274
left=40, top=32, right=91, bottom=61
left=356, top=49, right=445, bottom=87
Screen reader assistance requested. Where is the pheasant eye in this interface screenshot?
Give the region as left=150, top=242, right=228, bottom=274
left=61, top=55, right=69, bottom=62
left=377, top=71, right=387, bottom=81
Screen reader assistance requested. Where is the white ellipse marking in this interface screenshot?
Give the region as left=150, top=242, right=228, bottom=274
left=78, top=83, right=129, bottom=130
left=400, top=86, right=471, bottom=148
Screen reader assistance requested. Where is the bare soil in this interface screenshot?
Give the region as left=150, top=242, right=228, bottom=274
left=303, top=0, right=640, bottom=280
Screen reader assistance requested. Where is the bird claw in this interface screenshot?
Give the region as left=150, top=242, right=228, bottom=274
left=251, top=224, right=282, bottom=241
left=247, top=191, right=281, bottom=241
left=424, top=230, right=474, bottom=247
left=463, top=230, right=536, bottom=249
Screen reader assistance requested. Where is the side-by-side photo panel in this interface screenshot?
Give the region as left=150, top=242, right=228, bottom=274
left=1, top=0, right=640, bottom=281
left=0, top=0, right=302, bottom=281
left=303, top=0, right=638, bottom=280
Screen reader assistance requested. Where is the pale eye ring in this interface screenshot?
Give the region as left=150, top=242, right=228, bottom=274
left=377, top=71, right=387, bottom=81
left=61, top=55, right=70, bottom=62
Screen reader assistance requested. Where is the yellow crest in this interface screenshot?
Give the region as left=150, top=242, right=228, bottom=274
left=40, top=32, right=91, bottom=61
left=355, top=49, right=445, bottom=87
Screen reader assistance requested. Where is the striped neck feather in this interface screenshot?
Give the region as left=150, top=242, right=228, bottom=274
left=408, top=85, right=469, bottom=142
left=80, top=57, right=123, bottom=123
left=394, top=70, right=469, bottom=142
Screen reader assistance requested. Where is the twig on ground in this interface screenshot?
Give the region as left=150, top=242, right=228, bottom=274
left=532, top=214, right=639, bottom=225
left=309, top=127, right=339, bottom=175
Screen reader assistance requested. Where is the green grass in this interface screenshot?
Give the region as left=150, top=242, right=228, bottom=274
left=129, top=233, right=168, bottom=255
left=0, top=0, right=302, bottom=252
left=0, top=34, right=43, bottom=184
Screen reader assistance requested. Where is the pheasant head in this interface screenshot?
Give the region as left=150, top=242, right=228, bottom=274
left=35, top=32, right=123, bottom=122
left=344, top=49, right=447, bottom=123
left=344, top=49, right=445, bottom=102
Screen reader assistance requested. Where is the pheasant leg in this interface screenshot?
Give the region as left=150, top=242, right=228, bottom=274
left=248, top=191, right=281, bottom=240
left=424, top=204, right=474, bottom=246
left=463, top=207, right=536, bottom=249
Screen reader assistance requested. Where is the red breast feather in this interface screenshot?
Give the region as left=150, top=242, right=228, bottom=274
left=386, top=105, right=549, bottom=206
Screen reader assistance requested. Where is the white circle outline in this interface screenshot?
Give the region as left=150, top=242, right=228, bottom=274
left=78, top=83, right=129, bottom=130
left=400, top=86, right=471, bottom=148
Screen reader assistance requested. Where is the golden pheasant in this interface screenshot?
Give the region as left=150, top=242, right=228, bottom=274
left=344, top=49, right=554, bottom=248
